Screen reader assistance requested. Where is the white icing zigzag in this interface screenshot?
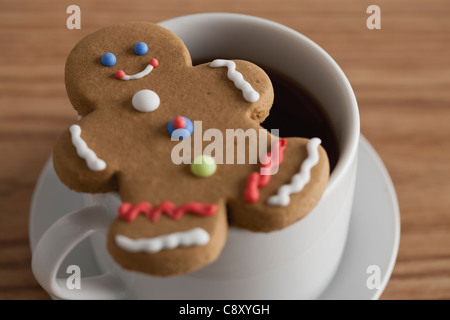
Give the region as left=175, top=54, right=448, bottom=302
left=69, top=124, right=106, bottom=172
left=267, top=138, right=322, bottom=206
left=210, top=59, right=260, bottom=103
left=115, top=227, right=210, bottom=254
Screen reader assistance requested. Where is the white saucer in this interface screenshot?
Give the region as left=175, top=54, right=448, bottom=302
left=29, top=135, right=400, bottom=300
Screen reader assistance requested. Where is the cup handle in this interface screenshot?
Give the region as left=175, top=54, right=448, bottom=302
left=31, top=205, right=129, bottom=300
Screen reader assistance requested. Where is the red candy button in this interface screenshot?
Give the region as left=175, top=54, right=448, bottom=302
left=150, top=58, right=159, bottom=68
left=115, top=70, right=125, bottom=79
left=172, top=116, right=186, bottom=129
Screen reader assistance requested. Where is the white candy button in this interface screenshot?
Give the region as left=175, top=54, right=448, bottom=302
left=132, top=89, right=160, bottom=112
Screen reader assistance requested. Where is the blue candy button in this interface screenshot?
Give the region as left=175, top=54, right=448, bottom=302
left=134, top=42, right=148, bottom=56
left=100, top=52, right=116, bottom=67
left=168, top=116, right=193, bottom=140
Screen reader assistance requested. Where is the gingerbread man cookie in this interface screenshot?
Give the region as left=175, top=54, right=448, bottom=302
left=53, top=22, right=329, bottom=276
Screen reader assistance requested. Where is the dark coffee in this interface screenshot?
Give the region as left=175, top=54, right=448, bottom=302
left=261, top=67, right=339, bottom=172
left=193, top=59, right=339, bottom=173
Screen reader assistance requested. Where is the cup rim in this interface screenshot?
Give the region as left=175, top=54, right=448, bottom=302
left=159, top=12, right=360, bottom=197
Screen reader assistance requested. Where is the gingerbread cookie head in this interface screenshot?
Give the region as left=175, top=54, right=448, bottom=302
left=54, top=22, right=329, bottom=276
left=65, top=22, right=191, bottom=116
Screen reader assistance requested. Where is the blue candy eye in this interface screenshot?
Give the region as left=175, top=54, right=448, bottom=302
left=134, top=42, right=148, bottom=55
left=101, top=53, right=116, bottom=67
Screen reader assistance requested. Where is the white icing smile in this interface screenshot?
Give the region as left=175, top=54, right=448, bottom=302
left=116, top=59, right=159, bottom=81
left=117, top=64, right=154, bottom=80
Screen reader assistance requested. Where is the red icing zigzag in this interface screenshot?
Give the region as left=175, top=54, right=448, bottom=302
left=118, top=201, right=218, bottom=222
left=244, top=139, right=287, bottom=203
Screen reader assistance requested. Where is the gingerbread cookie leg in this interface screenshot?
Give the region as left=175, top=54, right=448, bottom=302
left=107, top=199, right=228, bottom=276
left=228, top=137, right=329, bottom=232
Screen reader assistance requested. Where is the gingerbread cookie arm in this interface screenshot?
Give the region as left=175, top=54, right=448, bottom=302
left=228, top=137, right=329, bottom=232
left=107, top=199, right=228, bottom=276
left=52, top=113, right=119, bottom=193
left=208, top=59, right=274, bottom=123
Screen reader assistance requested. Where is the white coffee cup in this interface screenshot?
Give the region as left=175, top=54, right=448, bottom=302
left=32, top=13, right=359, bottom=300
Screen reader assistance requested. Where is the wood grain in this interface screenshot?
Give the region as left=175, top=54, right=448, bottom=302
left=1, top=0, right=449, bottom=300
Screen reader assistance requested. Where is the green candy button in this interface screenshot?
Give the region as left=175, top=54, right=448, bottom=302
left=191, top=155, right=217, bottom=178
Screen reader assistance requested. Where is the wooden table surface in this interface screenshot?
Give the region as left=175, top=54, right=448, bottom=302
left=1, top=0, right=449, bottom=300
